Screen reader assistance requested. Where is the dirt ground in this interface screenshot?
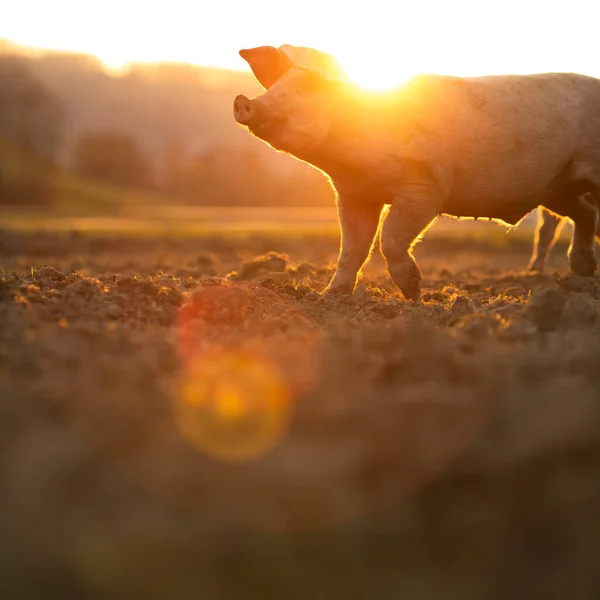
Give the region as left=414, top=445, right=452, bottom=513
left=2, top=227, right=600, bottom=600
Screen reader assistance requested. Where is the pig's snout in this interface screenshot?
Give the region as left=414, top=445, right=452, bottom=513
left=234, top=95, right=254, bottom=124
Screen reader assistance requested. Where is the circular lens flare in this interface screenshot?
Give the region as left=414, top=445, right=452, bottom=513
left=173, top=281, right=321, bottom=464
left=175, top=351, right=292, bottom=463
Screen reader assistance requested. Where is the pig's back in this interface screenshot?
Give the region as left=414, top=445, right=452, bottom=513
left=394, top=72, right=600, bottom=209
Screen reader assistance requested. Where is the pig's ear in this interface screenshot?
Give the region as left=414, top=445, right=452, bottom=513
left=279, top=45, right=350, bottom=83
left=239, top=46, right=293, bottom=89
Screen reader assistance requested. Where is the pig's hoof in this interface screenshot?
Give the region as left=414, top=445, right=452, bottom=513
left=400, top=281, right=421, bottom=302
left=528, top=258, right=545, bottom=273
left=569, top=248, right=597, bottom=277
left=389, top=261, right=422, bottom=302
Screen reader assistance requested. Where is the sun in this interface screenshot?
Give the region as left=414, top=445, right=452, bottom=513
left=335, top=54, right=416, bottom=91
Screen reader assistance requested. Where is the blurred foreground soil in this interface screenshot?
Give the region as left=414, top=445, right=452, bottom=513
left=1, top=228, right=600, bottom=600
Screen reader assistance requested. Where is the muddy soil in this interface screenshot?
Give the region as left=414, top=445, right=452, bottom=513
left=2, top=229, right=600, bottom=600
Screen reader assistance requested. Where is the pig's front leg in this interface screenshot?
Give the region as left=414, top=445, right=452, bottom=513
left=380, top=190, right=439, bottom=301
left=321, top=192, right=384, bottom=295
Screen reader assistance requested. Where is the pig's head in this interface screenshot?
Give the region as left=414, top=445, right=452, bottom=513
left=233, top=45, right=351, bottom=160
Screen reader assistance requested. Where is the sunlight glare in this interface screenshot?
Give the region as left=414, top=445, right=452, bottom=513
left=337, top=56, right=415, bottom=91
left=3, top=0, right=600, bottom=84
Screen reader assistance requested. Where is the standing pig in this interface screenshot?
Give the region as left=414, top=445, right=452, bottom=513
left=234, top=45, right=600, bottom=300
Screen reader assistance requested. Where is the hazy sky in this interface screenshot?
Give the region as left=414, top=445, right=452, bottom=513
left=4, top=0, right=600, bottom=88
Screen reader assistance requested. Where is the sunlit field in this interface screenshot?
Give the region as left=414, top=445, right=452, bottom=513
left=4, top=220, right=600, bottom=598
left=3, top=11, right=600, bottom=599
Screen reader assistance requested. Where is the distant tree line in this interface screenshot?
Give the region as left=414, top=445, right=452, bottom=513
left=0, top=55, right=64, bottom=204
left=73, top=132, right=150, bottom=188
left=0, top=47, right=334, bottom=209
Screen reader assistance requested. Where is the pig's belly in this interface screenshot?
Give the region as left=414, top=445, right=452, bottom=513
left=441, top=193, right=541, bottom=225
left=441, top=163, right=572, bottom=225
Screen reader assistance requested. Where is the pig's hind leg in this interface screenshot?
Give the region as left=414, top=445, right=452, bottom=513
left=563, top=191, right=599, bottom=277
left=528, top=206, right=564, bottom=273
left=380, top=193, right=438, bottom=302
left=321, top=192, right=384, bottom=295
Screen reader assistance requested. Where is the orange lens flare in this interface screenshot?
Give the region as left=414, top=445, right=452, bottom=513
left=174, top=281, right=321, bottom=463
left=175, top=351, right=291, bottom=462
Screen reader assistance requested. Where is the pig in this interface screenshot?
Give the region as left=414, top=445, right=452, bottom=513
left=529, top=205, right=600, bottom=272
left=234, top=45, right=600, bottom=301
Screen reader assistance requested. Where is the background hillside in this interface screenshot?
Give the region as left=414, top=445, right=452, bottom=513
left=0, top=37, right=542, bottom=234
left=0, top=38, right=333, bottom=211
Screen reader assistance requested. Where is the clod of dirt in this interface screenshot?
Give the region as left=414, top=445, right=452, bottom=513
left=301, top=291, right=321, bottom=303
left=450, top=295, right=475, bottom=318
left=455, top=313, right=500, bottom=339
left=183, top=284, right=250, bottom=325
left=371, top=298, right=402, bottom=320
left=0, top=279, right=10, bottom=300
left=526, top=288, right=567, bottom=331
left=175, top=267, right=217, bottom=277
left=422, top=291, right=447, bottom=302
left=275, top=282, right=312, bottom=300
left=65, top=278, right=104, bottom=300
left=197, top=276, right=227, bottom=287
left=193, top=252, right=217, bottom=266
left=228, top=252, right=288, bottom=281
left=32, top=265, right=67, bottom=285
left=288, top=261, right=319, bottom=278
left=156, top=285, right=183, bottom=307
left=462, top=282, right=483, bottom=292
left=500, top=285, right=527, bottom=298
left=353, top=283, right=377, bottom=308
left=115, top=275, right=159, bottom=297
left=556, top=273, right=599, bottom=295
left=259, top=277, right=277, bottom=291
left=563, top=292, right=599, bottom=326
left=498, top=319, right=538, bottom=341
